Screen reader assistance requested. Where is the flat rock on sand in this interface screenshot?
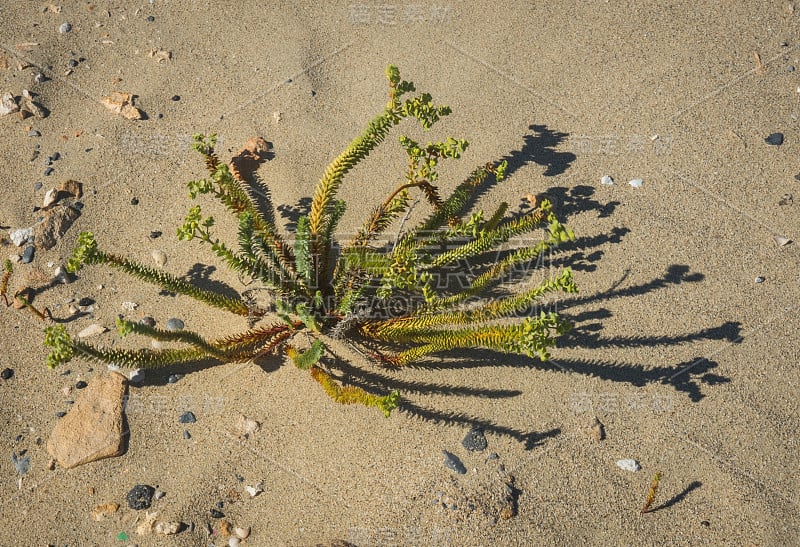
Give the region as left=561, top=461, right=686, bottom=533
left=47, top=371, right=129, bottom=468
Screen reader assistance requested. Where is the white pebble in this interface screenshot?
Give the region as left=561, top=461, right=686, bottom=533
left=228, top=537, right=240, bottom=547
left=121, top=301, right=138, bottom=311
left=152, top=249, right=167, bottom=267
left=9, top=227, right=33, bottom=247
left=600, top=175, right=614, bottom=186
left=155, top=521, right=182, bottom=535
left=616, top=458, right=641, bottom=472
left=43, top=188, right=58, bottom=208
left=245, top=483, right=263, bottom=497
left=233, top=526, right=251, bottom=540
left=628, top=178, right=643, bottom=188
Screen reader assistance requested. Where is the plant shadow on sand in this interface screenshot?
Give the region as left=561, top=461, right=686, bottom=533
left=117, top=123, right=736, bottom=449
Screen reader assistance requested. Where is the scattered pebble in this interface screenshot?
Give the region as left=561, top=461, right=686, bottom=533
left=126, top=484, right=155, bottom=510
left=55, top=411, right=66, bottom=418
left=1, top=368, right=13, bottom=380
left=75, top=380, right=88, bottom=389
left=616, top=459, right=641, bottom=472
left=171, top=95, right=180, bottom=101
left=245, top=483, right=263, bottom=497
left=146, top=15, right=155, bottom=22
left=755, top=276, right=766, bottom=283
left=100, top=91, right=143, bottom=120
left=210, top=508, right=225, bottom=519
left=167, top=374, right=182, bottom=383
left=178, top=411, right=196, bottom=424
left=235, top=414, right=260, bottom=439
left=443, top=450, right=467, bottom=474
left=229, top=537, right=240, bottom=547
left=629, top=178, right=644, bottom=188
left=130, top=197, right=139, bottom=205
left=149, top=230, right=162, bottom=239
left=600, top=175, right=614, bottom=186
left=183, top=430, right=191, bottom=439
left=27, top=129, right=41, bottom=137
left=53, top=265, right=70, bottom=284
left=20, top=245, right=34, bottom=263
left=155, top=521, right=183, bottom=535
left=789, top=65, right=796, bottom=72
left=765, top=132, right=784, bottom=145
left=462, top=426, right=487, bottom=451
left=11, top=452, right=30, bottom=474
left=165, top=317, right=184, bottom=331
left=58, top=22, right=72, bottom=33
left=152, top=249, right=167, bottom=267
left=154, top=489, right=166, bottom=500
left=77, top=324, right=108, bottom=338
left=10, top=227, right=33, bottom=247
left=233, top=526, right=251, bottom=540
left=128, top=369, right=145, bottom=383
left=42, top=188, right=58, bottom=208
left=121, top=301, right=138, bottom=311
left=44, top=167, right=53, bottom=176
left=139, top=316, right=156, bottom=327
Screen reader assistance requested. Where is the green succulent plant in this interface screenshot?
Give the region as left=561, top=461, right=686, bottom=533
left=44, top=66, right=577, bottom=417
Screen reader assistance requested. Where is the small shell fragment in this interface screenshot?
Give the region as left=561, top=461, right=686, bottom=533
left=245, top=483, right=263, bottom=497
left=616, top=459, right=641, bottom=472
left=629, top=178, right=644, bottom=188
left=152, top=249, right=166, bottom=267
left=78, top=324, right=108, bottom=338
left=233, top=526, right=251, bottom=540
left=155, top=521, right=182, bottom=535
left=774, top=235, right=792, bottom=247
left=273, top=111, right=282, bottom=123
left=100, top=91, right=143, bottom=120
left=600, top=175, right=614, bottom=186
left=121, top=301, right=138, bottom=311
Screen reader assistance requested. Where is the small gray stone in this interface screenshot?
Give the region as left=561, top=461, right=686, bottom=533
left=21, top=245, right=35, bottom=264
left=178, top=411, right=196, bottom=424
left=58, top=22, right=72, bottom=33
left=167, top=374, right=182, bottom=384
left=765, top=132, right=784, bottom=146
left=461, top=427, right=487, bottom=452
left=443, top=450, right=466, bottom=474
left=11, top=452, right=30, bottom=475
left=183, top=430, right=191, bottom=439
left=139, top=316, right=156, bottom=328
left=165, top=318, right=184, bottom=331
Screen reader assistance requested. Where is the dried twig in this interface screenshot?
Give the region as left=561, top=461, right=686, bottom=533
left=641, top=471, right=663, bottom=514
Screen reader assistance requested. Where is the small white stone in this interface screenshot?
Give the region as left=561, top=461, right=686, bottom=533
left=54, top=265, right=70, bottom=284
left=43, top=188, right=58, bottom=208
left=600, top=175, right=614, bottom=186
left=0, top=92, right=19, bottom=116
left=245, top=483, right=263, bottom=497
left=273, top=111, right=282, bottom=123
left=152, top=249, right=167, bottom=267
left=228, top=537, right=240, bottom=547
left=616, top=458, right=641, bottom=472
left=9, top=227, right=33, bottom=247
left=628, top=178, right=643, bottom=188
left=233, top=526, right=251, bottom=540
left=121, top=301, right=138, bottom=311
left=155, top=521, right=182, bottom=535
left=78, top=324, right=108, bottom=338
left=774, top=235, right=792, bottom=247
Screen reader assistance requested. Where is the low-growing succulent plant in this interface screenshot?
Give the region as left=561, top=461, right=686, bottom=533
left=43, top=65, right=577, bottom=416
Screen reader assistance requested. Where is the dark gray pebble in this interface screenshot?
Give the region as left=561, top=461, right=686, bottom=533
left=68, top=59, right=78, bottom=68
left=55, top=411, right=66, bottom=418
left=44, top=167, right=53, bottom=176
left=486, top=452, right=499, bottom=461
left=167, top=374, right=182, bottom=384
left=50, top=152, right=60, bottom=161
left=443, top=450, right=467, bottom=474
left=127, top=484, right=155, bottom=510
left=21, top=246, right=35, bottom=264
left=183, top=430, right=191, bottom=439
left=130, top=197, right=139, bottom=205
left=216, top=501, right=224, bottom=509
left=1, top=368, right=13, bottom=380
left=78, top=297, right=94, bottom=306
left=75, top=380, right=87, bottom=389
left=462, top=426, right=487, bottom=451
left=165, top=318, right=184, bottom=331
left=139, top=316, right=156, bottom=328
left=210, top=508, right=224, bottom=518
left=178, top=411, right=196, bottom=424
left=149, top=230, right=162, bottom=239
left=171, top=95, right=180, bottom=101
left=146, top=15, right=155, bottom=22
left=33, top=181, right=42, bottom=191
left=765, top=132, right=784, bottom=145
left=27, top=130, right=41, bottom=137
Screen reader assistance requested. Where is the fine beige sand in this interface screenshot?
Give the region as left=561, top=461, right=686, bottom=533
left=1, top=1, right=799, bottom=545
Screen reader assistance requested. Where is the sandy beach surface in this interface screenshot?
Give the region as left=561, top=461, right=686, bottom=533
left=1, top=1, right=799, bottom=545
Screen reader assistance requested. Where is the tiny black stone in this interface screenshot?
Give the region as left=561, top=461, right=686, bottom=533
left=130, top=197, right=139, bottom=205
left=21, top=245, right=35, bottom=264
left=149, top=230, right=162, bottom=239
left=178, top=411, right=196, bottom=424
left=78, top=297, right=94, bottom=307
left=1, top=368, right=14, bottom=380
left=75, top=380, right=88, bottom=389
left=171, top=95, right=180, bottom=101
left=146, top=15, right=155, bottom=22
left=443, top=450, right=467, bottom=474
left=216, top=501, right=224, bottom=509
left=765, top=132, right=784, bottom=145
left=210, top=508, right=225, bottom=518
left=44, top=167, right=53, bottom=176
left=461, top=426, right=488, bottom=452
left=127, top=484, right=156, bottom=510
left=157, top=113, right=164, bottom=119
